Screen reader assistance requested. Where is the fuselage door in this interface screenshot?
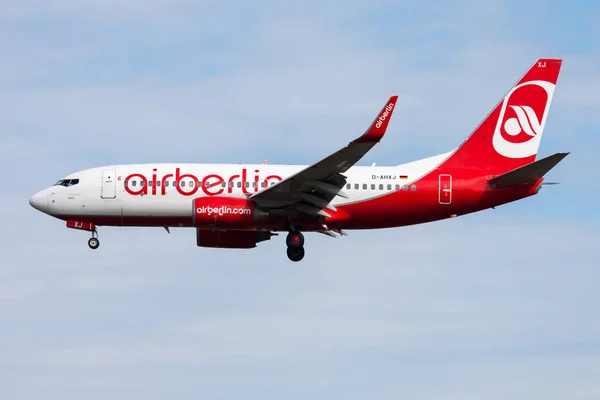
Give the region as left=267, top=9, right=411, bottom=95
left=438, top=174, right=452, bottom=204
left=101, top=169, right=117, bottom=199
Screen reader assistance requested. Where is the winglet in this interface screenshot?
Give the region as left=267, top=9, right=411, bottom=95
left=355, top=95, right=399, bottom=143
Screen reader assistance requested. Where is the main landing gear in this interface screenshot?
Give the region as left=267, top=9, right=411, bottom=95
left=286, top=230, right=305, bottom=262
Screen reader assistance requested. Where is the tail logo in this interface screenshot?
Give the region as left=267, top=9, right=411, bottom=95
left=492, top=80, right=555, bottom=159
left=504, top=105, right=542, bottom=138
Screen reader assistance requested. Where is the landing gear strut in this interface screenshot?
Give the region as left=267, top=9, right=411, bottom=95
left=88, top=230, right=100, bottom=250
left=66, top=220, right=100, bottom=250
left=286, top=230, right=304, bottom=262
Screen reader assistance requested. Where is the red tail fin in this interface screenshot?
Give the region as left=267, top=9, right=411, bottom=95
left=440, top=58, right=562, bottom=175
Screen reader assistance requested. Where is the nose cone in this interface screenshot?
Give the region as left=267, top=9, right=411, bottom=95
left=29, top=190, right=48, bottom=213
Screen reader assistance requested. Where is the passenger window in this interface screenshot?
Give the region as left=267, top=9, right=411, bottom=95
left=173, top=181, right=177, bottom=187
left=237, top=182, right=242, bottom=188
left=403, top=185, right=408, bottom=191
left=140, top=181, right=146, bottom=187
left=379, top=184, right=383, bottom=190
left=387, top=184, right=392, bottom=190
left=354, top=184, right=359, bottom=190
left=245, top=182, right=250, bottom=188
left=261, top=182, right=266, bottom=188
left=221, top=182, right=226, bottom=188
left=189, top=181, right=193, bottom=187
left=181, top=181, right=185, bottom=187
left=252, top=182, right=257, bottom=188
left=363, top=184, right=367, bottom=190
left=395, top=184, right=400, bottom=190
left=371, top=184, right=375, bottom=190
left=132, top=181, right=137, bottom=187
left=229, top=182, right=234, bottom=188
left=156, top=181, right=161, bottom=187
left=124, top=181, right=129, bottom=187
left=411, top=184, right=416, bottom=191
left=346, top=184, right=351, bottom=189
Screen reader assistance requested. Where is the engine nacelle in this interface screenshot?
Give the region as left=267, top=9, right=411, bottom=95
left=193, top=196, right=268, bottom=229
left=196, top=229, right=275, bottom=248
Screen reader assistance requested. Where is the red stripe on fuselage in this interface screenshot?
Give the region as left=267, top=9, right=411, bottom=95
left=333, top=170, right=542, bottom=230
left=54, top=173, right=542, bottom=231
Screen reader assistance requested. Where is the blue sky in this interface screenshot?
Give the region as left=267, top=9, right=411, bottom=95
left=1, top=1, right=599, bottom=399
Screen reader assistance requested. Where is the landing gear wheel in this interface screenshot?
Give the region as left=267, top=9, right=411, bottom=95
left=286, top=231, right=304, bottom=248
left=88, top=237, right=100, bottom=250
left=287, top=246, right=305, bottom=262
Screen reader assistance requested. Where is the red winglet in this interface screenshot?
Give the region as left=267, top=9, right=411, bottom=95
left=355, top=95, right=398, bottom=143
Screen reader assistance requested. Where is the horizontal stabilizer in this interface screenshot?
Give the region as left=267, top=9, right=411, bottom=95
left=488, top=152, right=569, bottom=187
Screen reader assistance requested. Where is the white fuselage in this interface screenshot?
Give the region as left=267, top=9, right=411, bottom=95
left=32, top=152, right=451, bottom=224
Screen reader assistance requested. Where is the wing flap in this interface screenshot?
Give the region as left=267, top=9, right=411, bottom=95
left=293, top=203, right=332, bottom=218
left=301, top=193, right=338, bottom=212
left=302, top=180, right=349, bottom=199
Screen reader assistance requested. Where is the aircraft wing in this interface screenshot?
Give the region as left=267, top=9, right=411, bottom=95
left=250, top=96, right=398, bottom=217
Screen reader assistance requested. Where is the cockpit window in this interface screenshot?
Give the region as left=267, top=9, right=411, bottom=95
left=54, top=179, right=80, bottom=187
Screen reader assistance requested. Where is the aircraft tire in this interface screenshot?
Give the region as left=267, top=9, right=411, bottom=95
left=88, top=237, right=100, bottom=250
left=286, top=231, right=304, bottom=248
left=286, top=246, right=304, bottom=262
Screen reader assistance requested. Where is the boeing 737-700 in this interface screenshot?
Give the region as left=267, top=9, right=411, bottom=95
left=29, top=58, right=568, bottom=262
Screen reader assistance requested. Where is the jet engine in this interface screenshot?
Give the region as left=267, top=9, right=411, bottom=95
left=193, top=196, right=268, bottom=229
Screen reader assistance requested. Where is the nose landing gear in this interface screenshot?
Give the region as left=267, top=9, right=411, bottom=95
left=286, top=230, right=305, bottom=262
left=87, top=230, right=100, bottom=250
left=66, top=220, right=100, bottom=250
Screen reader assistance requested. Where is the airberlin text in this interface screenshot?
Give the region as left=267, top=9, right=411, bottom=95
left=375, top=103, right=395, bottom=129
left=196, top=206, right=252, bottom=216
left=122, top=168, right=283, bottom=197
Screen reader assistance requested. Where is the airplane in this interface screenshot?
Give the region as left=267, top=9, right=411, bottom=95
left=29, top=58, right=568, bottom=262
